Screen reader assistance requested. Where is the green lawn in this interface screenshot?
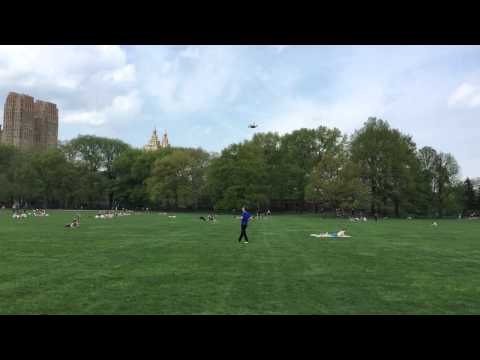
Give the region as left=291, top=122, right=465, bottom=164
left=1, top=210, right=479, bottom=314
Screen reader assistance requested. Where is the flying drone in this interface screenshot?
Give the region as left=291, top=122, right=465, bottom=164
left=248, top=122, right=258, bottom=129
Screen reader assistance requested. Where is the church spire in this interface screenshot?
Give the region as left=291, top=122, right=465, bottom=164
left=144, top=127, right=161, bottom=151
left=161, top=130, right=169, bottom=148
left=144, top=127, right=170, bottom=151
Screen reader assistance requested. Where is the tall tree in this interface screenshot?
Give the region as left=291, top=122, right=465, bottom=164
left=147, top=148, right=210, bottom=210
left=250, top=132, right=283, bottom=207
left=384, top=130, right=419, bottom=217
left=65, top=135, right=130, bottom=208
left=280, top=127, right=345, bottom=212
left=305, top=150, right=368, bottom=210
left=0, top=144, right=19, bottom=205
left=417, top=146, right=460, bottom=217
left=206, top=141, right=268, bottom=210
left=350, top=117, right=418, bottom=216
left=31, top=149, right=80, bottom=208
left=113, top=148, right=174, bottom=209
left=434, top=152, right=460, bottom=217
left=463, top=178, right=476, bottom=213
left=416, top=146, right=438, bottom=215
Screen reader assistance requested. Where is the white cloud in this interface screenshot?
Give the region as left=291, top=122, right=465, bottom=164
left=448, top=82, right=480, bottom=108
left=0, top=45, right=128, bottom=86
left=0, top=45, right=140, bottom=130
left=62, top=91, right=142, bottom=127
left=109, top=91, right=142, bottom=118
left=261, top=95, right=387, bottom=136
left=133, top=45, right=247, bottom=113
left=105, top=64, right=136, bottom=83
left=63, top=111, right=107, bottom=127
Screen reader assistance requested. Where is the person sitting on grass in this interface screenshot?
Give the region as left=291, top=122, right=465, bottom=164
left=337, top=229, right=347, bottom=237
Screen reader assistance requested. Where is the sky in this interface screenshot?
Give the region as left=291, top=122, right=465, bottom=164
left=0, top=45, right=479, bottom=179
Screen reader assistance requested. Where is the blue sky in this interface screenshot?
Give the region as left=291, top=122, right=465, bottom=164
left=0, top=45, right=479, bottom=178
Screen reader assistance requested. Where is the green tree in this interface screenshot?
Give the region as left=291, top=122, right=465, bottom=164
left=0, top=144, right=19, bottom=204
left=250, top=132, right=283, bottom=207
left=384, top=130, right=419, bottom=217
left=65, top=135, right=130, bottom=208
left=31, top=148, right=80, bottom=208
left=206, top=141, right=268, bottom=211
left=10, top=151, right=40, bottom=207
left=417, top=146, right=460, bottom=217
left=112, top=148, right=174, bottom=209
left=350, top=118, right=418, bottom=216
left=305, top=150, right=368, bottom=210
left=147, top=148, right=210, bottom=210
left=463, top=178, right=476, bottom=214
left=434, top=152, right=460, bottom=217
left=280, top=127, right=346, bottom=212
left=416, top=146, right=438, bottom=215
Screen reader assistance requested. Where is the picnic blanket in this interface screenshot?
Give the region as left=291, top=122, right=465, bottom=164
left=310, top=234, right=352, bottom=238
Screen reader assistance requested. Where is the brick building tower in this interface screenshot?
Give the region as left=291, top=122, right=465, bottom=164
left=34, top=100, right=59, bottom=150
left=1, top=92, right=58, bottom=150
left=1, top=92, right=35, bottom=149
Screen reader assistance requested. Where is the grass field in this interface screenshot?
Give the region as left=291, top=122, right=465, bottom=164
left=1, top=209, right=480, bottom=314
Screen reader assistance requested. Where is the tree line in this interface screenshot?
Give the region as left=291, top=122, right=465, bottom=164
left=1, top=117, right=479, bottom=217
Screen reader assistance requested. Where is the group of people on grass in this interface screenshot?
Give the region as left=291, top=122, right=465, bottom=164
left=33, top=209, right=49, bottom=217
left=95, top=210, right=132, bottom=219
left=350, top=216, right=368, bottom=222
left=12, top=210, right=28, bottom=219
left=11, top=208, right=50, bottom=219
left=467, top=212, right=479, bottom=220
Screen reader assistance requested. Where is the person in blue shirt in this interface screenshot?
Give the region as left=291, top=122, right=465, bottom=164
left=238, top=206, right=251, bottom=243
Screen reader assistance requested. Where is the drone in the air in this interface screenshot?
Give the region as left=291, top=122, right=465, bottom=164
left=248, top=122, right=259, bottom=129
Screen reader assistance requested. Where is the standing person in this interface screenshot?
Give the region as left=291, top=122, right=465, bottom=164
left=238, top=206, right=251, bottom=243
left=374, top=212, right=378, bottom=222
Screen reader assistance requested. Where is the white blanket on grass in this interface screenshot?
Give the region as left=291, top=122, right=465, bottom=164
left=310, top=234, right=352, bottom=238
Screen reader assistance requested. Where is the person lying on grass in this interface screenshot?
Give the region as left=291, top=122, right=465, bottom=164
left=65, top=216, right=80, bottom=228
left=311, top=229, right=349, bottom=238
left=323, top=229, right=347, bottom=237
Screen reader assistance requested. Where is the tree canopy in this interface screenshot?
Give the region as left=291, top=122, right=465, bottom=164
left=0, top=120, right=475, bottom=217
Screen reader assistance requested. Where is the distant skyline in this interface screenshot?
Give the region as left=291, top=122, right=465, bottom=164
left=0, top=45, right=479, bottom=178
